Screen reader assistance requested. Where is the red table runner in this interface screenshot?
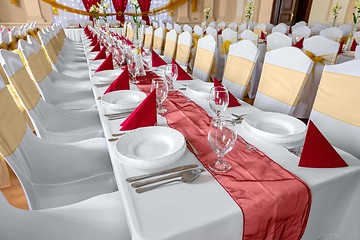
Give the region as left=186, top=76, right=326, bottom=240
left=136, top=83, right=311, bottom=239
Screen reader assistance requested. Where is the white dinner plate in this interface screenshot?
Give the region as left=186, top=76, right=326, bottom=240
left=102, top=90, right=146, bottom=111
left=242, top=112, right=306, bottom=143
left=114, top=126, right=186, bottom=169
left=186, top=81, right=214, bottom=98
left=92, top=69, right=122, bottom=83
left=89, top=59, right=105, bottom=70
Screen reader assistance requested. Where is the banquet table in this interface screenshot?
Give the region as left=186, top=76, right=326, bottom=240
left=65, top=28, right=122, bottom=42
left=84, top=32, right=360, bottom=240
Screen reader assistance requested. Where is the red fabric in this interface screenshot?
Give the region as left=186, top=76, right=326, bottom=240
left=299, top=121, right=348, bottom=168
left=112, top=0, right=128, bottom=23
left=213, top=77, right=241, bottom=107
left=120, top=89, right=157, bottom=130
left=82, top=0, right=100, bottom=21
left=338, top=41, right=344, bottom=54
left=154, top=90, right=311, bottom=240
left=93, top=47, right=107, bottom=60
left=90, top=36, right=97, bottom=46
left=260, top=31, right=266, bottom=40
left=90, top=41, right=100, bottom=52
left=292, top=37, right=304, bottom=49
left=172, top=59, right=192, bottom=80
left=104, top=66, right=130, bottom=93
left=138, top=0, right=151, bottom=25
left=95, top=54, right=114, bottom=72
left=151, top=50, right=166, bottom=67
left=350, top=39, right=358, bottom=51
left=217, top=29, right=222, bottom=35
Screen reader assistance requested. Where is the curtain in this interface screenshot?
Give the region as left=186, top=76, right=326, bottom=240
left=82, top=0, right=94, bottom=21
left=112, top=0, right=128, bottom=23
left=138, top=0, right=151, bottom=25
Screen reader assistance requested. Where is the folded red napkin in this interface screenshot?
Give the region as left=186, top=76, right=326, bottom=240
left=204, top=31, right=207, bottom=35
left=95, top=54, right=114, bottom=72
left=172, top=59, right=192, bottom=80
left=120, top=89, right=157, bottom=131
left=151, top=50, right=167, bottom=67
left=260, top=31, right=266, bottom=40
left=104, top=66, right=130, bottom=94
left=213, top=77, right=241, bottom=107
left=350, top=39, right=358, bottom=51
left=90, top=36, right=97, bottom=46
left=298, top=120, right=348, bottom=168
left=93, top=47, right=107, bottom=60
left=338, top=41, right=344, bottom=54
left=292, top=37, right=304, bottom=49
left=126, top=39, right=133, bottom=46
left=90, top=41, right=100, bottom=52
left=218, top=29, right=222, bottom=35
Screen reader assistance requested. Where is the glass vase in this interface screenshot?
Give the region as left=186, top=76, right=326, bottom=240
left=132, top=23, right=146, bottom=76
left=344, top=23, right=357, bottom=51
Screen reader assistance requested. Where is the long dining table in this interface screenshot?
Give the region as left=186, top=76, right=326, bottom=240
left=82, top=31, right=360, bottom=240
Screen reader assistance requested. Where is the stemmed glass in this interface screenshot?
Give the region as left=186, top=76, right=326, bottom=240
left=151, top=78, right=168, bottom=114
left=142, top=49, right=152, bottom=70
left=164, top=64, right=178, bottom=91
left=209, top=86, right=229, bottom=117
left=127, top=57, right=139, bottom=84
left=208, top=116, right=237, bottom=173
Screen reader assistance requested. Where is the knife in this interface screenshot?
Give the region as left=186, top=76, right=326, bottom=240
left=126, top=164, right=198, bottom=183
left=131, top=168, right=204, bottom=188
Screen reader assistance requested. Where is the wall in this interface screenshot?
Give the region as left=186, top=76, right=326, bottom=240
left=308, top=0, right=355, bottom=25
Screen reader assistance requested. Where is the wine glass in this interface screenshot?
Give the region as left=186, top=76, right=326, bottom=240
left=164, top=64, right=178, bottom=91
left=209, top=86, right=229, bottom=117
left=142, top=49, right=152, bottom=70
left=151, top=78, right=168, bottom=114
left=127, top=57, right=139, bottom=84
left=208, top=116, right=237, bottom=173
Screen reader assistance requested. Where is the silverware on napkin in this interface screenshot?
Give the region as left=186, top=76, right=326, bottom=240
left=126, top=164, right=198, bottom=182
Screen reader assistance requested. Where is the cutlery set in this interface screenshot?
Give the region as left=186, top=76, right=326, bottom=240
left=126, top=164, right=203, bottom=193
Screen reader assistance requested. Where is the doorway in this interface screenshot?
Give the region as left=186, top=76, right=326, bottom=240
left=270, top=0, right=313, bottom=25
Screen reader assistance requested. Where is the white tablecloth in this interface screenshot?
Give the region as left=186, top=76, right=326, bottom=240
left=65, top=28, right=123, bottom=42
left=83, top=32, right=360, bottom=239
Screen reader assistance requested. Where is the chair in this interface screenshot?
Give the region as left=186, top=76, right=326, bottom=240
left=126, top=23, right=134, bottom=41
left=319, top=27, right=344, bottom=42
left=143, top=25, right=154, bottom=50
left=0, top=78, right=116, bottom=210
left=183, top=24, right=192, bottom=33
left=228, top=22, right=238, bottom=32
left=208, top=21, right=216, bottom=28
left=159, top=21, right=166, bottom=30
left=174, top=23, right=182, bottom=34
left=218, top=22, right=226, bottom=30
left=240, top=29, right=259, bottom=46
left=163, top=29, right=178, bottom=63
left=217, top=28, right=238, bottom=79
left=266, top=32, right=292, bottom=51
left=291, top=25, right=311, bottom=41
left=0, top=50, right=103, bottom=144
left=253, top=23, right=267, bottom=37
left=192, top=35, right=217, bottom=81
left=309, top=60, right=360, bottom=159
left=222, top=40, right=259, bottom=99
left=310, top=24, right=327, bottom=35
left=193, top=25, right=204, bottom=37
left=338, top=24, right=352, bottom=37
left=175, top=31, right=192, bottom=68
left=238, top=23, right=247, bottom=33
left=109, top=19, right=120, bottom=28
left=356, top=45, right=360, bottom=59
left=353, top=31, right=360, bottom=43
left=0, top=191, right=130, bottom=240
left=166, top=22, right=173, bottom=31
left=152, top=21, right=159, bottom=29
left=66, top=19, right=79, bottom=28
left=205, top=26, right=218, bottom=40
left=272, top=24, right=288, bottom=34
left=254, top=47, right=314, bottom=117
left=153, top=27, right=165, bottom=55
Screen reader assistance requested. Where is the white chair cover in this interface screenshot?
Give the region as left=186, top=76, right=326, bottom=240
left=310, top=24, right=327, bottom=35
left=174, top=23, right=182, bottom=34
left=266, top=32, right=292, bottom=51
left=143, top=25, right=154, bottom=50
left=175, top=31, right=192, bottom=68
left=205, top=26, right=217, bottom=39
left=183, top=24, right=192, bottom=33
left=338, top=24, right=352, bottom=37
left=166, top=22, right=173, bottom=30
left=291, top=25, right=311, bottom=41
left=192, top=35, right=217, bottom=81
left=163, top=29, right=178, bottom=63
left=319, top=27, right=344, bottom=42
left=272, top=24, right=287, bottom=34
left=240, top=29, right=258, bottom=46
left=193, top=25, right=204, bottom=37
left=208, top=22, right=216, bottom=28
left=228, top=22, right=238, bottom=32
left=355, top=45, right=360, bottom=59
left=152, top=21, right=159, bottom=29
left=253, top=23, right=266, bottom=36
left=159, top=21, right=166, bottom=30
left=153, top=27, right=165, bottom=55
left=218, top=22, right=226, bottom=30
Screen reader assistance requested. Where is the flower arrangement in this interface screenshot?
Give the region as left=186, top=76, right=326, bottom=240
left=353, top=0, right=360, bottom=26
left=90, top=0, right=110, bottom=22
left=130, top=0, right=141, bottom=48
left=245, top=1, right=255, bottom=22
left=204, top=7, right=211, bottom=21
left=331, top=2, right=342, bottom=27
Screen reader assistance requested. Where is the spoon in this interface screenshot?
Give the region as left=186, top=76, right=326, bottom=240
left=135, top=169, right=202, bottom=193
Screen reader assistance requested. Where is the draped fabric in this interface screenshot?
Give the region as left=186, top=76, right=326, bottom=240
left=138, top=0, right=151, bottom=25
left=112, top=0, right=128, bottom=23
left=82, top=0, right=94, bottom=21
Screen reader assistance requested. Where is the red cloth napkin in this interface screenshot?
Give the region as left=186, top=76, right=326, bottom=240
left=292, top=37, right=304, bottom=49
left=260, top=31, right=267, bottom=40
left=298, top=120, right=348, bottom=168
left=151, top=50, right=166, bottom=67
left=104, top=66, right=130, bottom=94
left=213, top=77, right=241, bottom=107
left=218, top=29, right=222, bottom=35
left=90, top=36, right=97, bottom=46
left=95, top=54, right=114, bottom=72
left=338, top=41, right=344, bottom=54
left=350, top=39, right=358, bottom=51
left=90, top=41, right=100, bottom=52
left=126, top=39, right=133, bottom=46
left=172, top=59, right=192, bottom=80
left=93, top=47, right=107, bottom=60
left=120, top=89, right=157, bottom=131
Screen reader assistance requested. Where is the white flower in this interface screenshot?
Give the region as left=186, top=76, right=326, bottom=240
left=104, top=3, right=109, bottom=9
left=99, top=6, right=105, bottom=14
left=130, top=0, right=139, bottom=7
left=204, top=7, right=211, bottom=14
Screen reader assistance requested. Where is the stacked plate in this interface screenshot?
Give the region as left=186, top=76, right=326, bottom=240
left=186, top=81, right=213, bottom=98
left=242, top=112, right=306, bottom=144
left=114, top=127, right=186, bottom=169
left=102, top=90, right=146, bottom=111
left=93, top=69, right=122, bottom=84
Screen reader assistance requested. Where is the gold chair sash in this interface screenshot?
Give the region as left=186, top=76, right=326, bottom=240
left=220, top=40, right=231, bottom=54
left=0, top=155, right=10, bottom=188
left=0, top=65, right=9, bottom=85
left=257, top=63, right=309, bottom=106
left=9, top=66, right=41, bottom=110
left=175, top=43, right=191, bottom=65
left=313, top=71, right=360, bottom=127
left=153, top=36, right=164, bottom=52
left=304, top=50, right=336, bottom=65
left=223, top=55, right=255, bottom=88
left=163, top=39, right=176, bottom=58
left=144, top=33, right=153, bottom=48
left=192, top=33, right=200, bottom=49
left=253, top=28, right=263, bottom=37
left=194, top=47, right=215, bottom=74
left=25, top=50, right=53, bottom=82
left=8, top=40, right=18, bottom=51
left=0, top=43, right=9, bottom=50
left=0, top=87, right=27, bottom=157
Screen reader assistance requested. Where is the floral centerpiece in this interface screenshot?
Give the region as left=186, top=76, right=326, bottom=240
left=353, top=0, right=360, bottom=29
left=90, top=0, right=110, bottom=27
left=204, top=7, right=211, bottom=22
left=245, top=1, right=255, bottom=29
left=331, top=2, right=342, bottom=27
